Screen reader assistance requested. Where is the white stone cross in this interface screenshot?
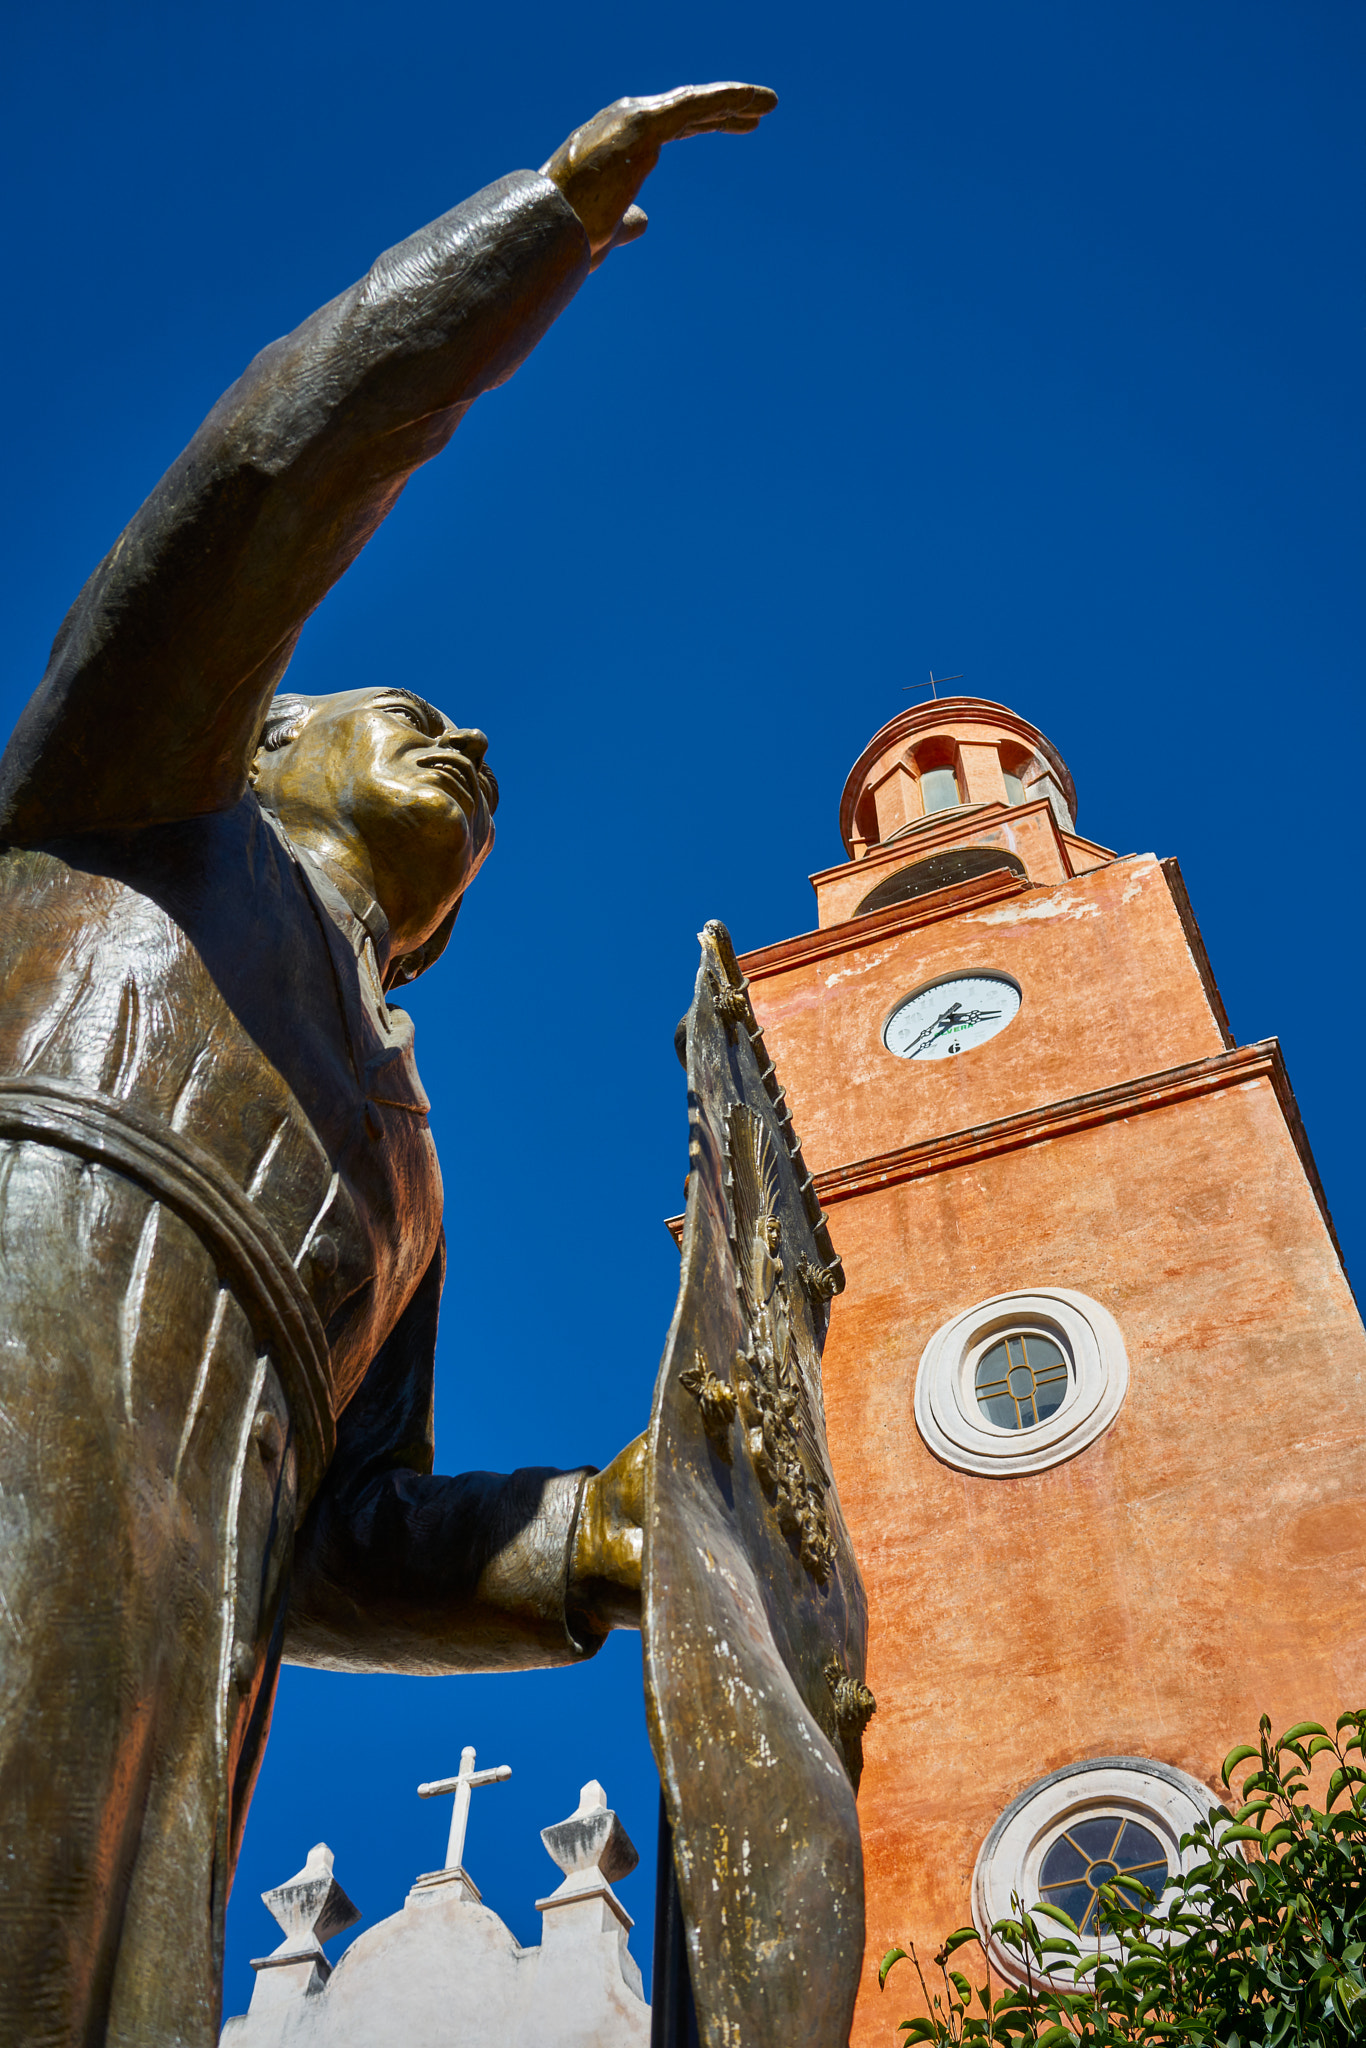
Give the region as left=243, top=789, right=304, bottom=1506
left=418, top=1744, right=512, bottom=1874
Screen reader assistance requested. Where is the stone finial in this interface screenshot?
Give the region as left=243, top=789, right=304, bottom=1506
left=252, top=1842, right=360, bottom=1977
left=536, top=1780, right=640, bottom=1936
left=541, top=1780, right=640, bottom=1887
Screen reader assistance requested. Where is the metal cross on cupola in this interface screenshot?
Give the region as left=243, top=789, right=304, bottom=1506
left=414, top=1744, right=512, bottom=1902
left=903, top=668, right=965, bottom=703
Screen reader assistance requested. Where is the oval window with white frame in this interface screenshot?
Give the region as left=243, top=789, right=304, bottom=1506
left=914, top=1288, right=1129, bottom=1477
left=882, top=972, right=1021, bottom=1061
left=972, top=1758, right=1214, bottom=1987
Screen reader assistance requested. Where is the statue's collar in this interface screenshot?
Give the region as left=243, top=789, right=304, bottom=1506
left=302, top=848, right=391, bottom=966
left=259, top=805, right=393, bottom=978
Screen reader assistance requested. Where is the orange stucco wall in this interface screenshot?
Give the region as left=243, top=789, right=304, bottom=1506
left=739, top=844, right=1366, bottom=2048
left=747, top=855, right=1228, bottom=1176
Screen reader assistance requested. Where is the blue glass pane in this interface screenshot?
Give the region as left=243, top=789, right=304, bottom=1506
left=975, top=1343, right=1022, bottom=1430
left=1040, top=1882, right=1092, bottom=1927
left=1007, top=1366, right=1034, bottom=1398
left=1035, top=1381, right=1065, bottom=1421
left=1070, top=1818, right=1124, bottom=1861
left=1022, top=1335, right=1067, bottom=1375
left=1040, top=1837, right=1088, bottom=1883
left=1112, top=1821, right=1165, bottom=1871
left=975, top=1343, right=1009, bottom=1388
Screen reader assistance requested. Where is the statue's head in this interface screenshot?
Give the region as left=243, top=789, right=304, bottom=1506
left=249, top=687, right=498, bottom=985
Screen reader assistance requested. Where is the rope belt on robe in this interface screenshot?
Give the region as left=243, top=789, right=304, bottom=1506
left=0, top=1074, right=336, bottom=1505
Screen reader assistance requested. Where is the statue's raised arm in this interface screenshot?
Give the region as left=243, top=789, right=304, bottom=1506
left=0, top=83, right=775, bottom=845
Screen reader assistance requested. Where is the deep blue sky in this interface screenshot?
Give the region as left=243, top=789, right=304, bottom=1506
left=4, top=0, right=1362, bottom=2019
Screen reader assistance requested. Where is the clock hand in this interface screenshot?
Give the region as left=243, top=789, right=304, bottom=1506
left=903, top=1002, right=967, bottom=1057
left=903, top=1000, right=1006, bottom=1057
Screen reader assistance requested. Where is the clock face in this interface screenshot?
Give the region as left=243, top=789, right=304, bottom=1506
left=883, top=973, right=1021, bottom=1061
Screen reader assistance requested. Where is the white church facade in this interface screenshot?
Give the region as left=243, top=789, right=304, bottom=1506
left=221, top=1758, right=650, bottom=2048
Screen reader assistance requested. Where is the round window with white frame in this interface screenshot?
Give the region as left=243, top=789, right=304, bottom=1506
left=972, top=1758, right=1214, bottom=1987
left=914, top=1288, right=1129, bottom=1477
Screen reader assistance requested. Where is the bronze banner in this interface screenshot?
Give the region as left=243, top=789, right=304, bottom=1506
left=644, top=921, right=873, bottom=2048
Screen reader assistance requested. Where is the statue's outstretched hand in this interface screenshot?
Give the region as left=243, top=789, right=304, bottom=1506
left=542, top=83, right=778, bottom=269
left=570, top=1432, right=647, bottom=1632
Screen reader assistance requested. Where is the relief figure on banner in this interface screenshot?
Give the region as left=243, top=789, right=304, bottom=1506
left=0, top=84, right=775, bottom=2045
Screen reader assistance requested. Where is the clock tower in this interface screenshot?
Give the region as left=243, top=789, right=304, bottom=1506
left=733, top=696, right=1366, bottom=2041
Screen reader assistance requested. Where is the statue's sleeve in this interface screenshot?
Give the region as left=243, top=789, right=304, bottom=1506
left=0, top=171, right=590, bottom=844
left=282, top=1238, right=609, bottom=1675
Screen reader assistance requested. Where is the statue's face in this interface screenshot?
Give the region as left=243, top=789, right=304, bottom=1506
left=252, top=687, right=496, bottom=956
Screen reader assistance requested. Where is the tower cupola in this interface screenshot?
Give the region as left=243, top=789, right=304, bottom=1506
left=809, top=697, right=1113, bottom=929
left=840, top=697, right=1076, bottom=855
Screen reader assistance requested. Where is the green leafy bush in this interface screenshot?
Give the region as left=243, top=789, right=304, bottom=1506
left=879, top=1712, right=1366, bottom=2044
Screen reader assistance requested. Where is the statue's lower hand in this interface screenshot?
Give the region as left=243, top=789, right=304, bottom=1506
left=570, top=1433, right=647, bottom=1633
left=541, top=83, right=778, bottom=269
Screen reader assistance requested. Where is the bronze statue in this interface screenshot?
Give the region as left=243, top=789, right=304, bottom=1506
left=0, top=85, right=775, bottom=2045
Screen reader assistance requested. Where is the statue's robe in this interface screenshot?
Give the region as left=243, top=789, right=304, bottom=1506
left=0, top=170, right=596, bottom=2046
